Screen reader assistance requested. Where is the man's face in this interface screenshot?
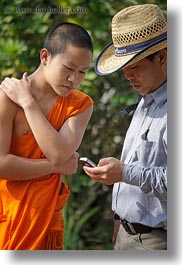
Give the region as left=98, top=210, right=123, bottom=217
left=44, top=44, right=92, bottom=97
left=123, top=51, right=167, bottom=95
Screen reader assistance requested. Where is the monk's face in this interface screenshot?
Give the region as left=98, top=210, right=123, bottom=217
left=42, top=44, right=92, bottom=97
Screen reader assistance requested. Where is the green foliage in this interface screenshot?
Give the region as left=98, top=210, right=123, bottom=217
left=0, top=0, right=167, bottom=250
left=63, top=173, right=113, bottom=250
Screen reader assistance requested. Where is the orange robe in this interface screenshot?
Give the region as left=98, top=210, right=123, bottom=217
left=0, top=90, right=93, bottom=250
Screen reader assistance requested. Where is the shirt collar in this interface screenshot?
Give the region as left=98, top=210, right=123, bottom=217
left=142, top=82, right=167, bottom=108
left=152, top=82, right=167, bottom=106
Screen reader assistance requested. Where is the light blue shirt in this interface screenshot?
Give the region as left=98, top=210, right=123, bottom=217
left=112, top=82, right=167, bottom=229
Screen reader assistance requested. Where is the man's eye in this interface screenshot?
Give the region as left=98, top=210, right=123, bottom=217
left=130, top=66, right=137, bottom=70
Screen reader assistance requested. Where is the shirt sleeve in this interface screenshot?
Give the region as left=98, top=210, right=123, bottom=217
left=123, top=164, right=167, bottom=201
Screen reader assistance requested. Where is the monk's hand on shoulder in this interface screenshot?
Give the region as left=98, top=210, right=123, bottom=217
left=83, top=157, right=125, bottom=185
left=1, top=72, right=33, bottom=108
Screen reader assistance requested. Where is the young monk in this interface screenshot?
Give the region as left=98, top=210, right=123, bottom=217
left=0, top=22, right=93, bottom=250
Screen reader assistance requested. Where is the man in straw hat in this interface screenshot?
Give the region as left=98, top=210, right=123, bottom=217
left=83, top=4, right=167, bottom=250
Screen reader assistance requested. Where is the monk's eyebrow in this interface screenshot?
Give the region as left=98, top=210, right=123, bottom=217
left=66, top=60, right=89, bottom=70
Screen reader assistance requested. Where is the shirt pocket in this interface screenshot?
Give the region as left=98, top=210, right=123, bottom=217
left=137, top=139, right=157, bottom=166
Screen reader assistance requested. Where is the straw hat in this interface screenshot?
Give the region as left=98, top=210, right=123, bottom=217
left=95, top=4, right=167, bottom=75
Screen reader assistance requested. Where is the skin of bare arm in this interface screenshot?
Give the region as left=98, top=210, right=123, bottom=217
left=0, top=90, right=79, bottom=180
left=21, top=96, right=93, bottom=165
left=0, top=46, right=93, bottom=180
left=0, top=75, right=93, bottom=166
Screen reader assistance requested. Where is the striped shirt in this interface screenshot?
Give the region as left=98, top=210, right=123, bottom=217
left=112, top=82, right=167, bottom=229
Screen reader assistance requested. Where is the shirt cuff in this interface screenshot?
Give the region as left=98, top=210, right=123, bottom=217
left=122, top=163, right=141, bottom=186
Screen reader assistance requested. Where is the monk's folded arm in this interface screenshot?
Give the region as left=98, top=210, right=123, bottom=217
left=0, top=154, right=58, bottom=180
left=22, top=100, right=93, bottom=166
left=0, top=91, right=59, bottom=180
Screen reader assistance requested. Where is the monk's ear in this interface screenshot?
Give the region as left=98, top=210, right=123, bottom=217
left=40, top=48, right=51, bottom=66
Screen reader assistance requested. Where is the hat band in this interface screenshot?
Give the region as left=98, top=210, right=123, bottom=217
left=114, top=32, right=167, bottom=56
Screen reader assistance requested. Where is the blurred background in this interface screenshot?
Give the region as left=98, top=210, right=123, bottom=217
left=0, top=0, right=167, bottom=250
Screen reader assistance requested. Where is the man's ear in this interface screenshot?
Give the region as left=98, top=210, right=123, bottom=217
left=158, top=49, right=167, bottom=65
left=40, top=48, right=51, bottom=66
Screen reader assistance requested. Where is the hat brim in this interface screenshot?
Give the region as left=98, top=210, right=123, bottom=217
left=95, top=39, right=167, bottom=76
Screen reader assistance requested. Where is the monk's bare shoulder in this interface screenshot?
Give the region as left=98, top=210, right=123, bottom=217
left=0, top=89, right=18, bottom=119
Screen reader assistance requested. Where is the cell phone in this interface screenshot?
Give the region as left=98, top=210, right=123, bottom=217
left=79, top=157, right=96, bottom=167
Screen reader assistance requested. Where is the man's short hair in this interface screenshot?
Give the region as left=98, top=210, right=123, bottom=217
left=43, top=22, right=93, bottom=56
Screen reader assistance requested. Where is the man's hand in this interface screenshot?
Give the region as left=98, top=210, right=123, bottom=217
left=83, top=157, right=125, bottom=185
left=1, top=72, right=34, bottom=108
